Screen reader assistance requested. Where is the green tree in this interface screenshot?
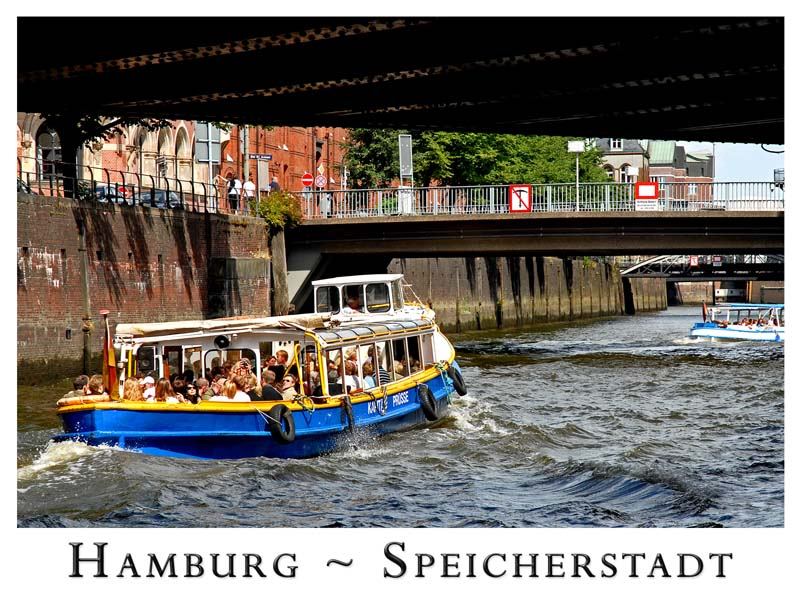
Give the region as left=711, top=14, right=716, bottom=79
left=343, top=129, right=610, bottom=187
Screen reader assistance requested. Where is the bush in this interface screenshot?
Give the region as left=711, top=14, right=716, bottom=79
left=254, top=190, right=303, bottom=231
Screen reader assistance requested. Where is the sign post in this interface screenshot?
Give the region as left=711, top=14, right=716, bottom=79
left=634, top=181, right=660, bottom=211
left=508, top=184, right=532, bottom=213
left=567, top=141, right=585, bottom=211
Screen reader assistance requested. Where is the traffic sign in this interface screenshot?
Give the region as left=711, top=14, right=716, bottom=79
left=508, top=184, right=532, bottom=213
left=634, top=181, right=659, bottom=211
left=689, top=255, right=699, bottom=267
left=315, top=174, right=326, bottom=188
left=301, top=173, right=314, bottom=188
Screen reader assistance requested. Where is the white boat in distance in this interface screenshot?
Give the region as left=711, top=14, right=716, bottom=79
left=690, top=303, right=784, bottom=342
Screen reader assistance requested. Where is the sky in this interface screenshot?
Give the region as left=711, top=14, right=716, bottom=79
left=677, top=142, right=784, bottom=183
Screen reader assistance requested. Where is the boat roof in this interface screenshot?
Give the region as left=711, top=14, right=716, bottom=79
left=713, top=303, right=784, bottom=310
left=314, top=319, right=434, bottom=346
left=115, top=312, right=330, bottom=338
left=312, top=274, right=404, bottom=287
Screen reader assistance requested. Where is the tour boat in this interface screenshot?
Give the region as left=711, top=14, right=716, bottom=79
left=689, top=303, right=784, bottom=342
left=53, top=275, right=467, bottom=460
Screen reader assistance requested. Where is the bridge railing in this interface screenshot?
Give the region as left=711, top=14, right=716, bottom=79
left=293, top=181, right=785, bottom=219
left=16, top=156, right=261, bottom=217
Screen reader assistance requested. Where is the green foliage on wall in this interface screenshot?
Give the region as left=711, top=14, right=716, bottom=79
left=254, top=190, right=303, bottom=231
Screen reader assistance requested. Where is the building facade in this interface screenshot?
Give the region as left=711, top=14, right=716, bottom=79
left=16, top=114, right=349, bottom=197
left=595, top=138, right=650, bottom=183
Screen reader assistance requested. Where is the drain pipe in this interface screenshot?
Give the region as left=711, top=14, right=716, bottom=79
left=78, top=218, right=92, bottom=374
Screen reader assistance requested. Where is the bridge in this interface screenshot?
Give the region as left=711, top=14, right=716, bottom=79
left=18, top=16, right=783, bottom=143
left=620, top=254, right=784, bottom=281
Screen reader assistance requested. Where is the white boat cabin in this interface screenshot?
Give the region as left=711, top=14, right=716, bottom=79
left=312, top=274, right=434, bottom=322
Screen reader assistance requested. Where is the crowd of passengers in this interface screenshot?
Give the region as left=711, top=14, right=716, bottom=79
left=62, top=344, right=424, bottom=405
left=714, top=316, right=781, bottom=328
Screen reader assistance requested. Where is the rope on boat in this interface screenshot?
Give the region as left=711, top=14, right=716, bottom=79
left=293, top=394, right=316, bottom=415
left=256, top=407, right=280, bottom=426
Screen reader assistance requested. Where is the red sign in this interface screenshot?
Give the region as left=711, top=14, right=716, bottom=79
left=315, top=174, right=327, bottom=188
left=634, top=181, right=659, bottom=211
left=301, top=173, right=314, bottom=187
left=508, top=184, right=532, bottom=213
left=689, top=255, right=699, bottom=267
left=635, top=181, right=659, bottom=199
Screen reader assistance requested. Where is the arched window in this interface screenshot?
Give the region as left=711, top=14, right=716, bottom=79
left=36, top=125, right=62, bottom=179
left=620, top=164, right=633, bottom=183
left=603, top=165, right=614, bottom=179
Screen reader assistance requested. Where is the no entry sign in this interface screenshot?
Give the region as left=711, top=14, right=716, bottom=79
left=634, top=181, right=659, bottom=211
left=508, top=184, right=532, bottom=213
left=301, top=173, right=314, bottom=188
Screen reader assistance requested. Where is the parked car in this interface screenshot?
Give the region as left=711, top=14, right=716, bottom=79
left=134, top=188, right=183, bottom=210
left=93, top=184, right=128, bottom=204
left=17, top=177, right=35, bottom=194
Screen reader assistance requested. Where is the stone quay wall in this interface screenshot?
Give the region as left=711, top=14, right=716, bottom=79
left=389, top=257, right=666, bottom=332
left=17, top=194, right=271, bottom=379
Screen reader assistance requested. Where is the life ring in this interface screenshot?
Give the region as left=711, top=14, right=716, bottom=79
left=447, top=366, right=467, bottom=396
left=341, top=397, right=356, bottom=433
left=56, top=394, right=111, bottom=407
left=267, top=404, right=296, bottom=444
left=417, top=383, right=439, bottom=421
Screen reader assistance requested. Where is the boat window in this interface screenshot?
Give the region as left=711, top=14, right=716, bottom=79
left=420, top=333, right=434, bottom=367
left=391, top=338, right=410, bottom=379
left=406, top=336, right=422, bottom=374
left=183, top=346, right=202, bottom=377
left=323, top=348, right=343, bottom=395
left=392, top=280, right=404, bottom=310
left=374, top=340, right=392, bottom=386
left=366, top=283, right=391, bottom=313
left=136, top=346, right=160, bottom=377
left=205, top=348, right=257, bottom=375
left=342, top=284, right=365, bottom=313
left=163, top=346, right=182, bottom=379
left=359, top=343, right=377, bottom=389
left=302, top=344, right=321, bottom=395
left=316, top=286, right=340, bottom=314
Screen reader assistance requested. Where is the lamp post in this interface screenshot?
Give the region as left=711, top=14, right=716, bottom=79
left=567, top=140, right=585, bottom=211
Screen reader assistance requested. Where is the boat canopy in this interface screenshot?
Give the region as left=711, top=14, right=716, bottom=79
left=314, top=319, right=435, bottom=347
left=115, top=312, right=331, bottom=338
left=312, top=274, right=404, bottom=287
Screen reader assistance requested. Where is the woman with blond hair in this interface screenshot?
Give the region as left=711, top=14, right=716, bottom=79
left=121, top=378, right=144, bottom=402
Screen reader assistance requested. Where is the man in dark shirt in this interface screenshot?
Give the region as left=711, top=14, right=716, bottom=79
left=269, top=176, right=281, bottom=192
left=64, top=374, right=89, bottom=398
left=259, top=370, right=282, bottom=401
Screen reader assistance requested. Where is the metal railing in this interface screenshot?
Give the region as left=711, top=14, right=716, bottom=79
left=16, top=156, right=262, bottom=217
left=293, top=181, right=785, bottom=219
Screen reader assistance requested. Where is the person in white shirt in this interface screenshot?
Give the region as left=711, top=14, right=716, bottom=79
left=242, top=175, right=256, bottom=214
left=141, top=375, right=156, bottom=401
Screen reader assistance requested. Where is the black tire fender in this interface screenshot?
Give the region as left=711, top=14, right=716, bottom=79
left=448, top=366, right=467, bottom=396
left=418, top=383, right=439, bottom=421
left=267, top=404, right=296, bottom=444
left=342, top=397, right=356, bottom=433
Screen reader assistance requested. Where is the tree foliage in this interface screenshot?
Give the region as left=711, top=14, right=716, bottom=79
left=343, top=129, right=610, bottom=187
left=254, top=190, right=303, bottom=231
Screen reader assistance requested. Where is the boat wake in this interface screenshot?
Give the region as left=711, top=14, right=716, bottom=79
left=17, top=440, right=115, bottom=484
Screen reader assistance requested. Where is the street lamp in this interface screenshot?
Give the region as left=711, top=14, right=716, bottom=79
left=567, top=140, right=585, bottom=211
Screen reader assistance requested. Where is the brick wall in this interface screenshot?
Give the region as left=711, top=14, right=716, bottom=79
left=17, top=193, right=271, bottom=370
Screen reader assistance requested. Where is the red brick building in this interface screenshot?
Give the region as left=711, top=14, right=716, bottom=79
left=16, top=113, right=348, bottom=195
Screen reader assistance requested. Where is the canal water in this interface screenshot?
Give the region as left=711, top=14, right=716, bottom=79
left=17, top=306, right=783, bottom=527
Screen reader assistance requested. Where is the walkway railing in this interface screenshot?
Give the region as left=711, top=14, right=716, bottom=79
left=293, top=181, right=785, bottom=219
left=16, top=156, right=261, bottom=217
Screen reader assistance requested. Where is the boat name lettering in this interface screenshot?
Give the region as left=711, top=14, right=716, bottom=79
left=367, top=398, right=388, bottom=415
left=393, top=392, right=409, bottom=407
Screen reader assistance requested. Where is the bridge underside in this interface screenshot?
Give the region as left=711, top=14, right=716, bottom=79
left=288, top=211, right=784, bottom=257
left=18, top=17, right=783, bottom=143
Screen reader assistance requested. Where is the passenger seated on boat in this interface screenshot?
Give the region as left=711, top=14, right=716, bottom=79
left=142, top=375, right=156, bottom=400
left=342, top=295, right=363, bottom=315
left=64, top=374, right=89, bottom=399
left=278, top=374, right=299, bottom=400
left=392, top=360, right=406, bottom=381
left=195, top=377, right=210, bottom=401
left=244, top=373, right=261, bottom=401
left=184, top=382, right=199, bottom=404
left=276, top=350, right=289, bottom=367
left=122, top=378, right=144, bottom=402
left=152, top=378, right=183, bottom=404
left=362, top=362, right=376, bottom=389
left=260, top=370, right=283, bottom=401
left=86, top=374, right=108, bottom=397
left=341, top=360, right=360, bottom=391
left=172, top=377, right=188, bottom=398
left=228, top=375, right=252, bottom=401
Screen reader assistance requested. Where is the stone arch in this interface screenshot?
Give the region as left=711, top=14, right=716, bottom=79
left=619, top=163, right=632, bottom=183
left=174, top=125, right=192, bottom=181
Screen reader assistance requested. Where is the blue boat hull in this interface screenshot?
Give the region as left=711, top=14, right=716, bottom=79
left=53, top=371, right=455, bottom=460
